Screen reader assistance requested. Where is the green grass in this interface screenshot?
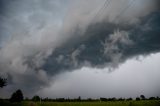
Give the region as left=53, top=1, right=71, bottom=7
left=0, top=100, right=160, bottom=106
left=36, top=101, right=160, bottom=106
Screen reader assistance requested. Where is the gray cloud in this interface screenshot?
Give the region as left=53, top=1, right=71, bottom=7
left=0, top=0, right=160, bottom=97
left=0, top=0, right=71, bottom=97
left=43, top=11, right=160, bottom=72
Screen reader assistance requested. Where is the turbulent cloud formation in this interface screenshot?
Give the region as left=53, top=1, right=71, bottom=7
left=44, top=10, right=160, bottom=73
left=0, top=0, right=160, bottom=97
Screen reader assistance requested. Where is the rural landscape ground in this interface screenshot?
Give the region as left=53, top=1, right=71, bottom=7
left=0, top=100, right=160, bottom=106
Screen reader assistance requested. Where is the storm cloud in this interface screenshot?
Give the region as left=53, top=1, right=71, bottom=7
left=43, top=10, right=160, bottom=73
left=0, top=0, right=160, bottom=97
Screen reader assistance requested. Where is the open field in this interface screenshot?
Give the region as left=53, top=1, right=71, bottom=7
left=0, top=100, right=160, bottom=106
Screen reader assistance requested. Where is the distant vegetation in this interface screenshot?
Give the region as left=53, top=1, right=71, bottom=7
left=0, top=89, right=160, bottom=106
left=24, top=95, right=159, bottom=102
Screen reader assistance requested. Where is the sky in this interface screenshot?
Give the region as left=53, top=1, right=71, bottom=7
left=0, top=0, right=160, bottom=99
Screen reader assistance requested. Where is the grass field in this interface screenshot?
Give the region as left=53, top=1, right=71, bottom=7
left=0, top=100, right=160, bottom=106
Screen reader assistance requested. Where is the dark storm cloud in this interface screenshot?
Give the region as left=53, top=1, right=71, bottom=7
left=43, top=11, right=160, bottom=74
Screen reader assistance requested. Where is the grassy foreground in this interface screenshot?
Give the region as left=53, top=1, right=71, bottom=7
left=0, top=100, right=160, bottom=106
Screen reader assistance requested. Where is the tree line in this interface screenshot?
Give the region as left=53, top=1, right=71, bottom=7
left=1, top=89, right=159, bottom=103
left=0, top=78, right=160, bottom=103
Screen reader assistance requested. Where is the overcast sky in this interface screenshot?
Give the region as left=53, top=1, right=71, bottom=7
left=0, top=0, right=160, bottom=98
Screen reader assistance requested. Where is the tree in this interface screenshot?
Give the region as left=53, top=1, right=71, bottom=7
left=32, top=95, right=40, bottom=101
left=100, top=97, right=107, bottom=101
left=149, top=97, right=156, bottom=100
left=126, top=98, right=132, bottom=101
left=0, top=77, right=7, bottom=88
left=77, top=96, right=81, bottom=101
left=136, top=97, right=140, bottom=101
left=10, top=89, right=24, bottom=102
left=140, top=95, right=145, bottom=100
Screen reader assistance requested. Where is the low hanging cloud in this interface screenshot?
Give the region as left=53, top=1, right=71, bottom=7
left=43, top=10, right=160, bottom=73
left=0, top=0, right=160, bottom=97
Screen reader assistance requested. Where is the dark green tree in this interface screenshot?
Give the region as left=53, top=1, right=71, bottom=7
left=149, top=97, right=156, bottom=100
left=32, top=95, right=40, bottom=101
left=77, top=96, right=81, bottom=101
left=0, top=77, right=7, bottom=88
left=10, top=89, right=24, bottom=102
left=140, top=95, right=145, bottom=100
left=136, top=97, right=140, bottom=101
left=126, top=98, right=132, bottom=101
